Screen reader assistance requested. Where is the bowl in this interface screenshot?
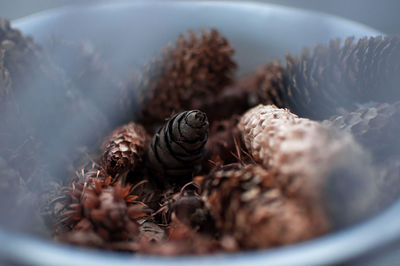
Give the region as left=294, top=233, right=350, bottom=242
left=2, top=1, right=396, bottom=266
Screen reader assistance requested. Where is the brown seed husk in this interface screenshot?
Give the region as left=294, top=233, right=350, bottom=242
left=55, top=175, right=152, bottom=245
left=101, top=122, right=149, bottom=182
left=239, top=104, right=379, bottom=227
left=136, top=28, right=236, bottom=130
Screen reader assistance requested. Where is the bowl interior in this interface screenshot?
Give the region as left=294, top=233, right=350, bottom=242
left=2, top=1, right=393, bottom=266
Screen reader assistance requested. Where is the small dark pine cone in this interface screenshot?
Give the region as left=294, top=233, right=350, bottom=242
left=136, top=28, right=236, bottom=131
left=55, top=175, right=152, bottom=246
left=147, top=110, right=209, bottom=187
left=201, top=164, right=330, bottom=249
left=101, top=122, right=149, bottom=182
left=239, top=105, right=380, bottom=227
left=327, top=101, right=400, bottom=163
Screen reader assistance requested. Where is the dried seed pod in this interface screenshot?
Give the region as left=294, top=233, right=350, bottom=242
left=239, top=104, right=379, bottom=227
left=154, top=182, right=214, bottom=233
left=327, top=101, right=400, bottom=162
left=102, top=122, right=149, bottom=182
left=136, top=28, right=236, bottom=130
left=147, top=110, right=209, bottom=187
left=56, top=176, right=152, bottom=244
left=201, top=164, right=330, bottom=249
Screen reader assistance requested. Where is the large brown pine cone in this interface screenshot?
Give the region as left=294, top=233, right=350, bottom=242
left=254, top=36, right=400, bottom=120
left=201, top=164, right=330, bottom=249
left=327, top=101, right=400, bottom=162
left=238, top=104, right=379, bottom=227
left=55, top=175, right=152, bottom=245
left=101, top=122, right=149, bottom=182
left=136, top=28, right=236, bottom=130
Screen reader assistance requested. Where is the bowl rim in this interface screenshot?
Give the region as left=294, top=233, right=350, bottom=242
left=3, top=1, right=392, bottom=266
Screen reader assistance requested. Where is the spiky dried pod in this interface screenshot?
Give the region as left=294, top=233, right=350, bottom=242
left=327, top=101, right=400, bottom=162
left=272, top=36, right=400, bottom=120
left=201, top=164, right=330, bottom=249
left=147, top=110, right=209, bottom=187
left=136, top=28, right=236, bottom=130
left=154, top=182, right=214, bottom=233
left=239, top=105, right=379, bottom=227
left=101, top=122, right=149, bottom=182
left=56, top=176, right=152, bottom=244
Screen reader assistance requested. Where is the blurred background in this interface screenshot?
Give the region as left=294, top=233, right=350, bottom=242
left=0, top=0, right=399, bottom=34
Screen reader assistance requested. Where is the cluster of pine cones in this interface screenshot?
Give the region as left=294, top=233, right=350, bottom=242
left=2, top=18, right=400, bottom=256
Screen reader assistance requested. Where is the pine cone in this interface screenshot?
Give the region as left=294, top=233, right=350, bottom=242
left=147, top=110, right=209, bottom=187
left=56, top=175, right=152, bottom=245
left=101, top=122, right=149, bottom=182
left=328, top=101, right=400, bottom=162
left=254, top=36, right=400, bottom=120
left=136, top=28, right=236, bottom=130
left=201, top=164, right=330, bottom=249
left=239, top=105, right=379, bottom=227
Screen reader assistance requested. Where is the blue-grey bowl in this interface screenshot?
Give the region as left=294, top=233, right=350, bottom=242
left=2, top=1, right=395, bottom=266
